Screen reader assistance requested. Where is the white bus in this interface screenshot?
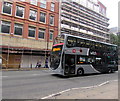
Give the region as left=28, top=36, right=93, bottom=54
left=50, top=34, right=118, bottom=76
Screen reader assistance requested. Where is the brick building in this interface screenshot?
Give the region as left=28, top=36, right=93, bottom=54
left=0, top=0, right=59, bottom=68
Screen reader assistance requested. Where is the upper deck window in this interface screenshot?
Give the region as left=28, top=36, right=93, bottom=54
left=66, top=36, right=76, bottom=47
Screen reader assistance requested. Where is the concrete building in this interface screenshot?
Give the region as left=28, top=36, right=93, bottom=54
left=60, top=0, right=110, bottom=42
left=0, top=0, right=59, bottom=68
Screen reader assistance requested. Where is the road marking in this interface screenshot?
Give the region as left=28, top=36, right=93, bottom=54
left=32, top=74, right=40, bottom=76
left=41, top=79, right=118, bottom=99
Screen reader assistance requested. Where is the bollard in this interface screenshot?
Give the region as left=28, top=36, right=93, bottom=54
left=18, top=64, right=21, bottom=70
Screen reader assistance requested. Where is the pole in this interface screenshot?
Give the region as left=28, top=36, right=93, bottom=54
left=6, top=44, right=9, bottom=69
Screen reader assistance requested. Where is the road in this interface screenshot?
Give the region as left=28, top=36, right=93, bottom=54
left=2, top=69, right=118, bottom=99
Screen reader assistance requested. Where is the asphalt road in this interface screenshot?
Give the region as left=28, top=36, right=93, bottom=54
left=2, top=69, right=118, bottom=99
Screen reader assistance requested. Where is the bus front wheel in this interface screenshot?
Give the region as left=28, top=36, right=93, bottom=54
left=77, top=68, right=84, bottom=76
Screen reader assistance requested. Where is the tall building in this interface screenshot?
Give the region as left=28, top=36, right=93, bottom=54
left=60, top=0, right=110, bottom=42
left=0, top=0, right=59, bottom=68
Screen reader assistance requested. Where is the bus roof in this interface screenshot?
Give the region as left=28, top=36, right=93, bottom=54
left=64, top=34, right=117, bottom=47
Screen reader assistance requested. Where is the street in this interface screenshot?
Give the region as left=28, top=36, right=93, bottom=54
left=2, top=69, right=118, bottom=99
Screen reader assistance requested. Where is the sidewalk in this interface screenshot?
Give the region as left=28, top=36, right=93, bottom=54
left=1, top=67, right=49, bottom=71
left=46, top=80, right=118, bottom=99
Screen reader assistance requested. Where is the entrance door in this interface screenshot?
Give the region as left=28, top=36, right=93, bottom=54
left=64, top=54, right=75, bottom=75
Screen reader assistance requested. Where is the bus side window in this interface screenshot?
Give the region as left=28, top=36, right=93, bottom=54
left=91, top=42, right=95, bottom=49
left=66, top=36, right=76, bottom=47
left=85, top=40, right=90, bottom=48
left=95, top=57, right=102, bottom=65
left=80, top=39, right=86, bottom=47
left=88, top=57, right=95, bottom=63
left=76, top=38, right=81, bottom=47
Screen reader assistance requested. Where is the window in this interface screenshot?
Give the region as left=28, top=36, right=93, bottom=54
left=29, top=10, right=37, bottom=21
left=2, top=2, right=12, bottom=15
left=38, top=28, right=45, bottom=39
left=51, top=3, right=55, bottom=11
left=30, top=0, right=37, bottom=5
left=28, top=26, right=36, bottom=37
left=40, top=0, right=46, bottom=8
left=66, top=36, right=76, bottom=47
left=50, top=15, right=54, bottom=25
left=14, top=23, right=23, bottom=36
left=95, top=58, right=102, bottom=65
left=20, top=0, right=25, bottom=1
left=16, top=6, right=24, bottom=18
left=1, top=21, right=11, bottom=34
left=49, top=30, right=53, bottom=40
left=76, top=38, right=85, bottom=47
left=85, top=40, right=90, bottom=48
left=40, top=12, right=46, bottom=23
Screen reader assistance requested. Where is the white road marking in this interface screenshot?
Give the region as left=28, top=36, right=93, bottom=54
left=41, top=79, right=118, bottom=99
left=32, top=74, right=40, bottom=76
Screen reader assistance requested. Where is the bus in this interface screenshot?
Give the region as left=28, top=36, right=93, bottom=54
left=50, top=34, right=118, bottom=76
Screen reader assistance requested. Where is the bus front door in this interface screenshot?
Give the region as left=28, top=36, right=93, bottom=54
left=64, top=54, right=75, bottom=75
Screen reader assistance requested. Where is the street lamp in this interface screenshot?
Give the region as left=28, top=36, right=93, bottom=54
left=44, top=13, right=52, bottom=68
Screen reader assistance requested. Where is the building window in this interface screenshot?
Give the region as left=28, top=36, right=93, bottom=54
left=2, top=2, right=12, bottom=15
left=1, top=21, right=11, bottom=34
left=50, top=15, right=54, bottom=25
left=40, top=0, right=46, bottom=8
left=16, top=6, right=24, bottom=18
left=29, top=10, right=37, bottom=21
left=38, top=28, right=45, bottom=39
left=14, top=23, right=23, bottom=36
left=30, top=0, right=37, bottom=5
left=20, top=0, right=25, bottom=1
left=40, top=12, right=46, bottom=23
left=28, top=26, right=36, bottom=37
left=51, top=3, right=55, bottom=11
left=49, top=30, right=53, bottom=40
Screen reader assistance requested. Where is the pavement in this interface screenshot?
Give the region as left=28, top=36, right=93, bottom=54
left=1, top=67, right=49, bottom=71
left=43, top=80, right=118, bottom=99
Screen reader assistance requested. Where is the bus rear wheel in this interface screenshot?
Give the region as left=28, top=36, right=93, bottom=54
left=77, top=68, right=84, bottom=76
left=108, top=68, right=114, bottom=73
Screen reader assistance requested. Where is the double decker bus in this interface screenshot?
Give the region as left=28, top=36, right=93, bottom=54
left=50, top=34, right=118, bottom=76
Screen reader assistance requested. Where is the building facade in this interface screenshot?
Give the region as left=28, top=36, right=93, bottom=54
left=60, top=0, right=110, bottom=42
left=0, top=0, right=59, bottom=68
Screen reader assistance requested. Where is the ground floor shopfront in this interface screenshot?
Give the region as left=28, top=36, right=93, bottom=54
left=2, top=47, right=50, bottom=69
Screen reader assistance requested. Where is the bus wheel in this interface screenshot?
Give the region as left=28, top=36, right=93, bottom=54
left=108, top=68, right=113, bottom=73
left=77, top=68, right=84, bottom=76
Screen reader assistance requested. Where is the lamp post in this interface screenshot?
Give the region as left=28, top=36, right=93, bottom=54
left=44, top=13, right=51, bottom=68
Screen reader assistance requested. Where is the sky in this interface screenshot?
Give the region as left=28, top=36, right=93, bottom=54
left=99, top=0, right=120, bottom=28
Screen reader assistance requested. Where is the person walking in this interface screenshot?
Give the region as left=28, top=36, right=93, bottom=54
left=44, top=58, right=49, bottom=68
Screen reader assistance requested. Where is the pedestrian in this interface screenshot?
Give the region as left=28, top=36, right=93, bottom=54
left=44, top=58, right=49, bottom=68
left=35, top=61, right=39, bottom=68
left=38, top=61, right=41, bottom=68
